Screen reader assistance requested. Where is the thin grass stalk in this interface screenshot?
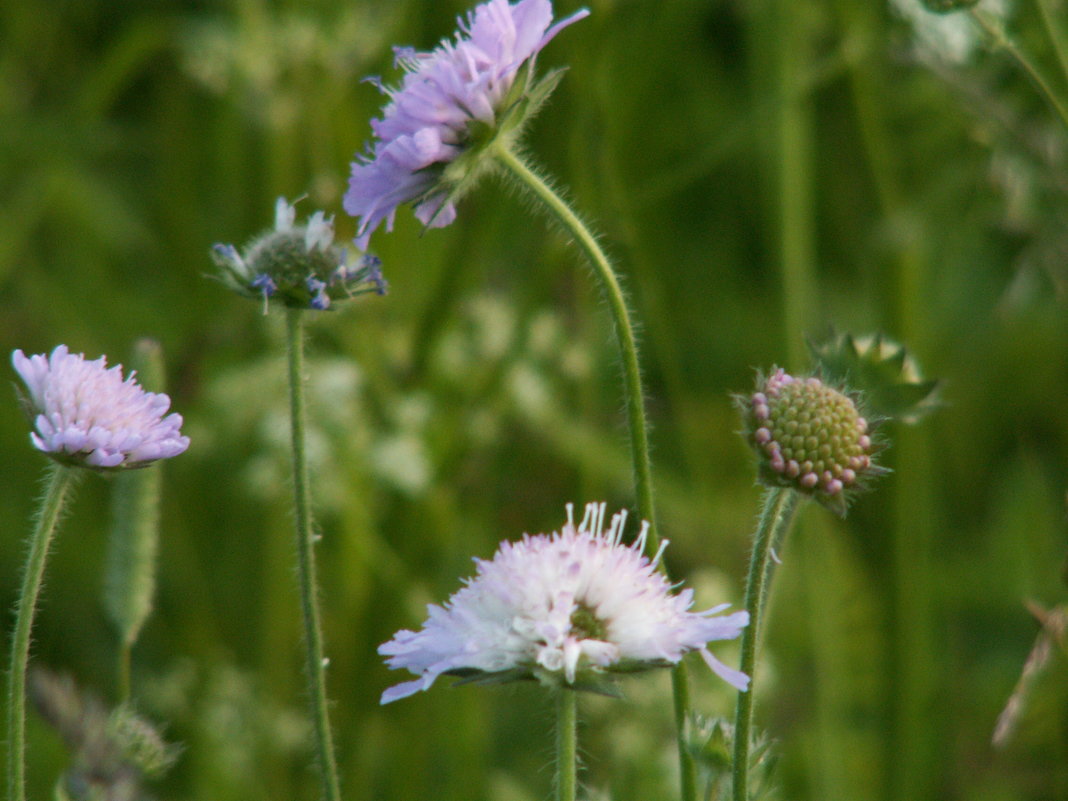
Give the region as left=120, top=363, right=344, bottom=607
left=1034, top=0, right=1068, bottom=91
left=775, top=0, right=818, bottom=371
left=970, top=8, right=1068, bottom=134
left=834, top=3, right=943, bottom=797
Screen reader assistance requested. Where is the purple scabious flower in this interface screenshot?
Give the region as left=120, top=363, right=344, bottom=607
left=212, top=197, right=387, bottom=311
left=12, top=346, right=190, bottom=469
left=378, top=503, right=749, bottom=704
left=344, top=0, right=589, bottom=249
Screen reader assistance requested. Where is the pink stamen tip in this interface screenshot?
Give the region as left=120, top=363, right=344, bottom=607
left=859, top=435, right=871, bottom=450
left=841, top=468, right=856, bottom=484
left=857, top=417, right=868, bottom=433
left=824, top=479, right=843, bottom=495
left=754, top=427, right=772, bottom=444
left=752, top=393, right=767, bottom=406
left=785, top=460, right=800, bottom=478
left=754, top=403, right=770, bottom=421
left=800, top=472, right=819, bottom=489
left=771, top=455, right=786, bottom=473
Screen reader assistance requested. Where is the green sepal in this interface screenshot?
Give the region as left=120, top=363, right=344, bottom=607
left=920, top=0, right=980, bottom=12
left=447, top=667, right=538, bottom=687
left=564, top=676, right=624, bottom=698
left=808, top=329, right=941, bottom=424
left=605, top=657, right=674, bottom=674
left=12, top=382, right=36, bottom=425
left=522, top=67, right=567, bottom=120
left=499, top=58, right=537, bottom=117
left=443, top=660, right=662, bottom=698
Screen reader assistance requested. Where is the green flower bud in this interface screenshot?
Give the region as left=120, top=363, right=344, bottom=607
left=741, top=368, right=886, bottom=516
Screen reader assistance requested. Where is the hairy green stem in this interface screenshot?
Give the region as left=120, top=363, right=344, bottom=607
left=492, top=143, right=698, bottom=801
left=970, top=8, right=1068, bottom=134
left=732, top=488, right=801, bottom=801
left=285, top=308, right=342, bottom=801
left=555, top=690, right=578, bottom=801
left=491, top=144, right=659, bottom=553
left=6, top=464, right=77, bottom=801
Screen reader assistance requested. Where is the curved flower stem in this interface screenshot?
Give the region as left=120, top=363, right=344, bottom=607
left=6, top=463, right=77, bottom=801
left=970, top=8, right=1068, bottom=134
left=732, top=487, right=801, bottom=801
left=492, top=143, right=699, bottom=801
left=555, top=690, right=578, bottom=801
left=491, top=144, right=660, bottom=554
left=285, top=308, right=342, bottom=801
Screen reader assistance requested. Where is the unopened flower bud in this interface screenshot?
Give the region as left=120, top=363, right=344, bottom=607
left=740, top=368, right=885, bottom=516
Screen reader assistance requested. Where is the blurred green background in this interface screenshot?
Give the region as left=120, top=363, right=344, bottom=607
left=3, top=0, right=1068, bottom=799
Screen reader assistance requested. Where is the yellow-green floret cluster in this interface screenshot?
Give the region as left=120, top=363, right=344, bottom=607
left=745, top=368, right=880, bottom=515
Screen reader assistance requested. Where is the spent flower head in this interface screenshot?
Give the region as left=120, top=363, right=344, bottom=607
left=344, top=0, right=589, bottom=249
left=212, top=197, right=386, bottom=311
left=379, top=502, right=749, bottom=704
left=12, top=346, right=190, bottom=470
left=741, top=368, right=885, bottom=516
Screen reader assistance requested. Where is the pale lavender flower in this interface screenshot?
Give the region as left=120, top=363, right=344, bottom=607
left=12, top=345, right=190, bottom=469
left=379, top=503, right=750, bottom=704
left=344, top=0, right=589, bottom=249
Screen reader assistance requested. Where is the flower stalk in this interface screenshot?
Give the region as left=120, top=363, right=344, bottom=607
left=6, top=464, right=78, bottom=801
left=491, top=144, right=658, bottom=554
left=285, top=308, right=342, bottom=801
left=731, top=487, right=801, bottom=801
left=490, top=143, right=703, bottom=801
left=555, top=690, right=578, bottom=801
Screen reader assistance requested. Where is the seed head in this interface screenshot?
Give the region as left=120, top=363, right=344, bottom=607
left=212, top=197, right=387, bottom=312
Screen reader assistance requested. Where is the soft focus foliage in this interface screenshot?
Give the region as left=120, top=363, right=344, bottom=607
left=2, top=1, right=1068, bottom=800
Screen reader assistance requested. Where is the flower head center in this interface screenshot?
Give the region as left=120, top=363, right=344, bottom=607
left=569, top=601, right=607, bottom=642
left=745, top=368, right=879, bottom=513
